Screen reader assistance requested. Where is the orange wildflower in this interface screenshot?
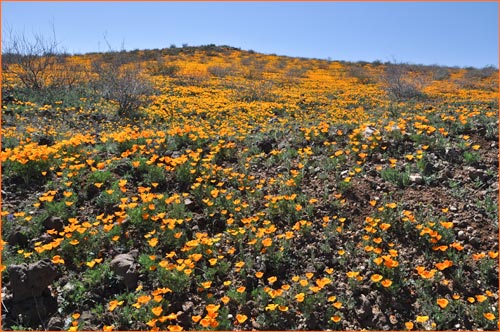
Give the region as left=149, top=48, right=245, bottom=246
left=437, top=298, right=449, bottom=309
left=236, top=314, right=248, bottom=324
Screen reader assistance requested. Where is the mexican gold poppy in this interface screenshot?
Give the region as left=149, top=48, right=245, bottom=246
left=381, top=279, right=392, bottom=287
left=483, top=312, right=495, bottom=321
left=436, top=298, right=448, bottom=309
left=236, top=314, right=248, bottom=324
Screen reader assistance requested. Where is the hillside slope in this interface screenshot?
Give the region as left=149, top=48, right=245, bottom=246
left=1, top=46, right=498, bottom=330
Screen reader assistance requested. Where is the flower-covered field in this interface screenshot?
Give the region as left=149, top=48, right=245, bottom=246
left=1, top=46, right=498, bottom=330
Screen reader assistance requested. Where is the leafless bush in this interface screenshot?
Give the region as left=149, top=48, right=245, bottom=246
left=430, top=66, right=451, bottom=81
left=2, top=28, right=86, bottom=91
left=383, top=62, right=427, bottom=100
left=463, top=65, right=497, bottom=80
left=207, top=65, right=238, bottom=78
left=241, top=56, right=268, bottom=80
left=457, top=65, right=498, bottom=91
left=347, top=64, right=376, bottom=84
left=92, top=53, right=154, bottom=118
left=284, top=67, right=309, bottom=83
left=233, top=80, right=276, bottom=102
left=146, top=57, right=179, bottom=77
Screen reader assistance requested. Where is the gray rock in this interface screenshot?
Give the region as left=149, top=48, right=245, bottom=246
left=4, top=259, right=59, bottom=327
left=7, top=259, right=59, bottom=303
left=43, top=216, right=65, bottom=232
left=47, top=316, right=65, bottom=330
left=363, top=126, right=376, bottom=137
left=409, top=173, right=424, bottom=184
left=7, top=226, right=29, bottom=248
left=9, top=293, right=58, bottom=326
left=355, top=294, right=372, bottom=322
left=110, top=253, right=139, bottom=289
left=372, top=304, right=387, bottom=325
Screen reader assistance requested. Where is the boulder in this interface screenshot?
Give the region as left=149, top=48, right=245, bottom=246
left=7, top=259, right=59, bottom=302
left=42, top=216, right=65, bottom=232
left=110, top=252, right=139, bottom=289
left=5, top=259, right=59, bottom=327
left=6, top=226, right=29, bottom=248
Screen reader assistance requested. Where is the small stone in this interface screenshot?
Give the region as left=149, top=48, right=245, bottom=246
left=182, top=301, right=194, bottom=312
left=409, top=174, right=424, bottom=184
left=47, top=316, right=64, bottom=330
left=470, top=237, right=481, bottom=248
left=363, top=126, right=376, bottom=137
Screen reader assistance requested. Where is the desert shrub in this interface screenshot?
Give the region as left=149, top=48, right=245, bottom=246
left=430, top=66, right=451, bottom=81
left=382, top=62, right=427, bottom=100
left=2, top=28, right=90, bottom=103
left=233, top=80, right=276, bottom=102
left=458, top=65, right=498, bottom=90
left=348, top=63, right=376, bottom=84
left=284, top=67, right=309, bottom=83
left=463, top=65, right=498, bottom=80
left=146, top=56, right=179, bottom=77
left=207, top=65, right=238, bottom=78
left=91, top=52, right=154, bottom=118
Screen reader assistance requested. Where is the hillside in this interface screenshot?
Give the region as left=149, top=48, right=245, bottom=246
left=1, top=45, right=498, bottom=330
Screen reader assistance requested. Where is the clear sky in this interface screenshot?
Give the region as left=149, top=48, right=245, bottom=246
left=2, top=1, right=498, bottom=68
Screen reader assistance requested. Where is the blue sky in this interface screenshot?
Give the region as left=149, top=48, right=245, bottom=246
left=2, top=2, right=498, bottom=68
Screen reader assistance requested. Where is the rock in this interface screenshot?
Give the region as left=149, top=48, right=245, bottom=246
left=5, top=260, right=59, bottom=328
left=37, top=135, right=55, bottom=146
left=444, top=148, right=461, bottom=163
left=252, top=320, right=261, bottom=329
left=47, top=316, right=65, bottom=330
left=409, top=173, right=424, bottom=184
left=7, top=259, right=59, bottom=302
left=355, top=294, right=372, bottom=322
left=110, top=253, right=139, bottom=289
left=42, top=216, right=65, bottom=232
left=372, top=304, right=387, bottom=325
left=33, top=233, right=54, bottom=245
left=257, top=139, right=274, bottom=154
left=363, top=126, right=376, bottom=138
left=473, top=214, right=483, bottom=222
left=470, top=237, right=481, bottom=248
left=467, top=167, right=487, bottom=182
left=112, top=160, right=133, bottom=176
left=439, top=169, right=453, bottom=181
left=9, top=293, right=58, bottom=326
left=184, top=198, right=197, bottom=212
left=171, top=151, right=182, bottom=159
left=7, top=226, right=29, bottom=248
left=182, top=301, right=194, bottom=312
